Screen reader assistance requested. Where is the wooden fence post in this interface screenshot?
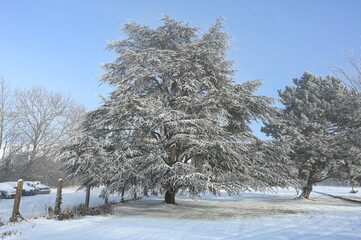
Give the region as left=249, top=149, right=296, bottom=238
left=85, top=185, right=91, bottom=208
left=10, top=179, right=23, bottom=222
left=54, top=179, right=63, bottom=215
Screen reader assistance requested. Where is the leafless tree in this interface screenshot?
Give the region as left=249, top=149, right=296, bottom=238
left=0, top=79, right=85, bottom=183
left=332, top=49, right=361, bottom=93
left=0, top=77, right=24, bottom=180
left=14, top=86, right=85, bottom=181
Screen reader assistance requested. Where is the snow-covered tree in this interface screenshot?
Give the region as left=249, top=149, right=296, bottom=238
left=60, top=17, right=297, bottom=204
left=334, top=88, right=361, bottom=187
left=332, top=47, right=361, bottom=188
left=262, top=72, right=361, bottom=198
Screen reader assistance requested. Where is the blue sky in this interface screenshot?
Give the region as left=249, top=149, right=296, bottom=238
left=1, top=0, right=361, bottom=112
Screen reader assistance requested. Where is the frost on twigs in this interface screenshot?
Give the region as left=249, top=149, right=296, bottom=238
left=58, top=16, right=298, bottom=204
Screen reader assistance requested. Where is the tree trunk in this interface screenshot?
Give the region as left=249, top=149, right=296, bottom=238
left=121, top=186, right=125, bottom=202
left=301, top=186, right=312, bottom=199
left=164, top=189, right=176, bottom=204
left=143, top=186, right=148, bottom=197
left=301, top=180, right=314, bottom=199
left=300, top=169, right=318, bottom=199
left=85, top=185, right=91, bottom=208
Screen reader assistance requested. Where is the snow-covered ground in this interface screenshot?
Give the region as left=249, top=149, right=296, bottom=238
left=1, top=186, right=361, bottom=240
left=0, top=187, right=123, bottom=222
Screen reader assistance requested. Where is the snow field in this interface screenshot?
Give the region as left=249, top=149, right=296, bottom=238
left=1, top=186, right=361, bottom=240
left=0, top=187, right=123, bottom=223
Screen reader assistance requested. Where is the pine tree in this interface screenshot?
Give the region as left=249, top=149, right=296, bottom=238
left=263, top=72, right=361, bottom=198
left=59, top=17, right=297, bottom=204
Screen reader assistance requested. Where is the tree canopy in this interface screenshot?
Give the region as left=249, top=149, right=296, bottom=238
left=59, top=17, right=297, bottom=203
left=263, top=72, right=361, bottom=198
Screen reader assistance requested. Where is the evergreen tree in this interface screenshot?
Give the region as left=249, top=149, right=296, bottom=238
left=59, top=17, right=297, bottom=204
left=263, top=72, right=361, bottom=198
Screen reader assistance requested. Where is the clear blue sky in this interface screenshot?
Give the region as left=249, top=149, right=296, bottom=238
left=1, top=0, right=361, bottom=112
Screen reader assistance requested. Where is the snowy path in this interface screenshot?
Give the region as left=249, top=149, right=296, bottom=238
left=1, top=186, right=361, bottom=240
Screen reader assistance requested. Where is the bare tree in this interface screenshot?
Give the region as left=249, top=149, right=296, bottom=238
left=14, top=86, right=85, bottom=180
left=332, top=49, right=361, bottom=93
left=0, top=77, right=23, bottom=180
